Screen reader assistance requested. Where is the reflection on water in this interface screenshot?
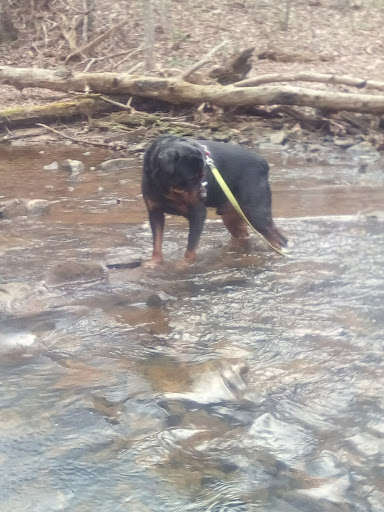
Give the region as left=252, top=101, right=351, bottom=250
left=1, top=143, right=384, bottom=511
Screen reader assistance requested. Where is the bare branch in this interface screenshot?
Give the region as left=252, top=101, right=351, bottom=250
left=65, top=19, right=127, bottom=64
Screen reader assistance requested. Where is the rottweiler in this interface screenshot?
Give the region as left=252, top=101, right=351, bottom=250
left=142, top=134, right=287, bottom=266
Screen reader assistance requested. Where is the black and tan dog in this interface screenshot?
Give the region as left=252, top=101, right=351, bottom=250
left=142, top=134, right=287, bottom=266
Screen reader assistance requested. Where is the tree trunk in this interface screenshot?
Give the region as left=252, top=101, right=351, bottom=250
left=0, top=1, right=18, bottom=43
left=142, top=0, right=155, bottom=71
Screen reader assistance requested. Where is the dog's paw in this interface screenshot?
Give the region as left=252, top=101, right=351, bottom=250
left=141, top=258, right=163, bottom=269
left=174, top=258, right=195, bottom=270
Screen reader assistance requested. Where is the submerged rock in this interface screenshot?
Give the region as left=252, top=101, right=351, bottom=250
left=45, top=260, right=106, bottom=285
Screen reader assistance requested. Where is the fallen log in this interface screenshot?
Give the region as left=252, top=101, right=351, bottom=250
left=1, top=65, right=384, bottom=114
left=0, top=96, right=110, bottom=129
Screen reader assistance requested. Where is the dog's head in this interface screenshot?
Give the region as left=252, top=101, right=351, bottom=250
left=150, top=137, right=207, bottom=205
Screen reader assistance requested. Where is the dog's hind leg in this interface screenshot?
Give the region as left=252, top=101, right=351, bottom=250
left=237, top=180, right=288, bottom=250
left=221, top=204, right=249, bottom=240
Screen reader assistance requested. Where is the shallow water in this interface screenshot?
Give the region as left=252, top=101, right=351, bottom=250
left=0, top=142, right=383, bottom=511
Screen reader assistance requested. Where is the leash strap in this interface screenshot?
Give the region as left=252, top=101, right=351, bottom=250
left=202, top=145, right=286, bottom=256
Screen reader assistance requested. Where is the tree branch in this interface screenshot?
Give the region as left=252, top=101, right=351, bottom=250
left=181, top=40, right=228, bottom=81
left=236, top=72, right=384, bottom=91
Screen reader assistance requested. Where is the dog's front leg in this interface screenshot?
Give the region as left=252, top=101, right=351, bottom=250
left=184, top=204, right=207, bottom=264
left=146, top=207, right=165, bottom=266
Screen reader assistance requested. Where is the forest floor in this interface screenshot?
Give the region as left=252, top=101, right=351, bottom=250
left=0, top=0, right=383, bottom=150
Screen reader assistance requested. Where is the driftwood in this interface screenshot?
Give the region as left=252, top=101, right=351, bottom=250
left=1, top=65, right=384, bottom=114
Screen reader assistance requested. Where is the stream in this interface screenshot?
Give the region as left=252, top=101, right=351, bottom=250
left=0, top=140, right=383, bottom=511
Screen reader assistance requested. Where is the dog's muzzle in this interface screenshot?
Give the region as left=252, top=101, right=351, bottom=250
left=200, top=181, right=208, bottom=200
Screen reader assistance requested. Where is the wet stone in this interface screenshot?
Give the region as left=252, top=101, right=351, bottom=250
left=45, top=260, right=106, bottom=285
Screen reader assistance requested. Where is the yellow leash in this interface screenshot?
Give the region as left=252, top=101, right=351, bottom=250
left=202, top=146, right=286, bottom=256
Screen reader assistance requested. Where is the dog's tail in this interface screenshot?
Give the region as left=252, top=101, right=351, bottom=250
left=255, top=222, right=288, bottom=255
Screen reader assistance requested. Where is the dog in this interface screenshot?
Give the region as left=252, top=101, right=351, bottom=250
left=142, top=134, right=287, bottom=266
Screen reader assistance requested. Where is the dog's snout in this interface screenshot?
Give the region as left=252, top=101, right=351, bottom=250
left=200, top=182, right=207, bottom=199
